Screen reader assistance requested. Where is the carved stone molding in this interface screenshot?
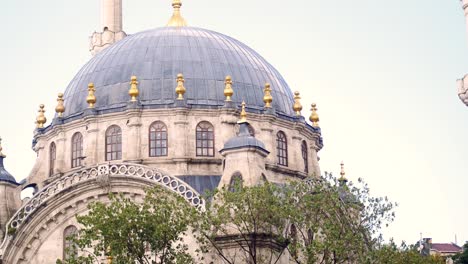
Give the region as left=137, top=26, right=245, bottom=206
left=2, top=163, right=205, bottom=244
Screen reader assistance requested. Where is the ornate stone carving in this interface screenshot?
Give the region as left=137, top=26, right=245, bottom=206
left=3, top=163, right=204, bottom=241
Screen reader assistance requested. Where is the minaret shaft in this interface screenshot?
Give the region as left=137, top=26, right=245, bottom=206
left=89, top=0, right=127, bottom=56
left=101, top=0, right=123, bottom=32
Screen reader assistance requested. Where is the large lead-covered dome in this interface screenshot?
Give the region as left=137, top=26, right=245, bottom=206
left=63, top=27, right=296, bottom=118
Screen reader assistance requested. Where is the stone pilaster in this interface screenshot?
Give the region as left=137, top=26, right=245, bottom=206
left=125, top=109, right=142, bottom=163
left=84, top=116, right=99, bottom=167
left=54, top=130, right=67, bottom=175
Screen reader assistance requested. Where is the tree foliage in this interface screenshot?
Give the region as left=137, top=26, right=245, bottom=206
left=56, top=172, right=435, bottom=264
left=56, top=186, right=198, bottom=264
left=195, top=173, right=398, bottom=264
left=453, top=242, right=468, bottom=264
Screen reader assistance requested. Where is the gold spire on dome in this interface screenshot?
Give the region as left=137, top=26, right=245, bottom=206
left=339, top=161, right=348, bottom=183
left=293, top=91, right=303, bottom=116
left=128, top=76, right=139, bottom=102
left=0, top=137, right=6, bottom=158
left=238, top=101, right=247, bottom=123
left=310, top=103, right=320, bottom=127
left=263, top=83, right=273, bottom=108
left=36, top=104, right=47, bottom=128
left=55, top=93, right=65, bottom=117
left=167, top=0, right=188, bottom=27
left=224, top=76, right=234, bottom=102
left=175, top=73, right=186, bottom=100
left=87, top=83, right=97, bottom=108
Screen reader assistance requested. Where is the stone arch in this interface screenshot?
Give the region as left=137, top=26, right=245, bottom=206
left=0, top=163, right=204, bottom=263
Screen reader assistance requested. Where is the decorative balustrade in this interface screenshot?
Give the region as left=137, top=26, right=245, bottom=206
left=4, top=163, right=204, bottom=239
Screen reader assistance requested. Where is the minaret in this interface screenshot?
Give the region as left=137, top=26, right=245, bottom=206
left=458, top=0, right=468, bottom=107
left=89, top=0, right=127, bottom=56
left=101, top=0, right=123, bottom=32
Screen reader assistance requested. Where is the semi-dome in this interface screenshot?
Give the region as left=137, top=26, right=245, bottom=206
left=62, top=27, right=296, bottom=119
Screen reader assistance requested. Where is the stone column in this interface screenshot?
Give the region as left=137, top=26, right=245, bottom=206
left=84, top=116, right=99, bottom=167
left=292, top=136, right=304, bottom=173
left=309, top=143, right=321, bottom=178
left=125, top=110, right=142, bottom=163
left=55, top=130, right=67, bottom=174
left=172, top=108, right=189, bottom=174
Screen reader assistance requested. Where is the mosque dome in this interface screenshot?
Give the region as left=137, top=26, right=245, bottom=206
left=62, top=27, right=296, bottom=119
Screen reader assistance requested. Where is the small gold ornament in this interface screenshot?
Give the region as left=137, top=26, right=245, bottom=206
left=263, top=83, right=273, bottom=108
left=293, top=91, right=303, bottom=116
left=167, top=0, right=188, bottom=27
left=238, top=101, right=247, bottom=123
left=55, top=93, right=65, bottom=117
left=310, top=103, right=320, bottom=127
left=175, top=73, right=186, bottom=100
left=86, top=83, right=96, bottom=108
left=36, top=104, right=47, bottom=128
left=224, top=76, right=234, bottom=102
left=128, top=76, right=139, bottom=102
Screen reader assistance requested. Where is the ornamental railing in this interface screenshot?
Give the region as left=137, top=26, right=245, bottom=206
left=2, top=163, right=204, bottom=244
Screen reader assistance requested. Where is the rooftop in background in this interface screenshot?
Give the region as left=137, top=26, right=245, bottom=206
left=431, top=243, right=463, bottom=254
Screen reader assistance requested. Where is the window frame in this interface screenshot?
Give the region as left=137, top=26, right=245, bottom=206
left=71, top=132, right=83, bottom=168
left=276, top=131, right=288, bottom=166
left=63, top=225, right=78, bottom=260
left=149, top=121, right=168, bottom=157
left=301, top=140, right=309, bottom=173
left=105, top=125, right=122, bottom=161
left=196, top=121, right=215, bottom=157
left=49, top=142, right=56, bottom=177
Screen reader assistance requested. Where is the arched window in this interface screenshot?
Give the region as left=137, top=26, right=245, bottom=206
left=63, top=225, right=78, bottom=260
left=229, top=172, right=243, bottom=192
left=276, top=131, right=288, bottom=166
left=290, top=224, right=298, bottom=258
left=149, top=122, right=168, bottom=157
left=196, top=121, right=215, bottom=157
left=301, top=140, right=308, bottom=173
left=71, top=133, right=83, bottom=168
left=105, top=125, right=122, bottom=161
left=49, top=142, right=56, bottom=176
left=306, top=228, right=313, bottom=246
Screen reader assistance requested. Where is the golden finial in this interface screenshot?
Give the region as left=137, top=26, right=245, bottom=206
left=238, top=101, right=247, bottom=123
left=0, top=137, right=5, bottom=158
left=128, top=76, right=139, bottom=102
left=86, top=83, right=97, bottom=108
left=224, top=76, right=234, bottom=102
left=55, top=93, right=65, bottom=117
left=36, top=104, right=47, bottom=128
left=263, top=83, right=273, bottom=108
left=167, top=0, right=188, bottom=27
left=310, top=103, right=320, bottom=127
left=175, top=73, right=186, bottom=100
left=293, top=91, right=303, bottom=116
left=339, top=161, right=348, bottom=182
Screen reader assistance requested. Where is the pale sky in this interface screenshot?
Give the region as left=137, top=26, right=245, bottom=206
left=0, top=0, right=467, bottom=246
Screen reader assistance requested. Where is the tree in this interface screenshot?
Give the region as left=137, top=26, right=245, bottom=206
left=369, top=240, right=445, bottom=264
left=195, top=173, right=398, bottom=264
left=453, top=242, right=468, bottom=264
left=56, top=186, right=198, bottom=264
